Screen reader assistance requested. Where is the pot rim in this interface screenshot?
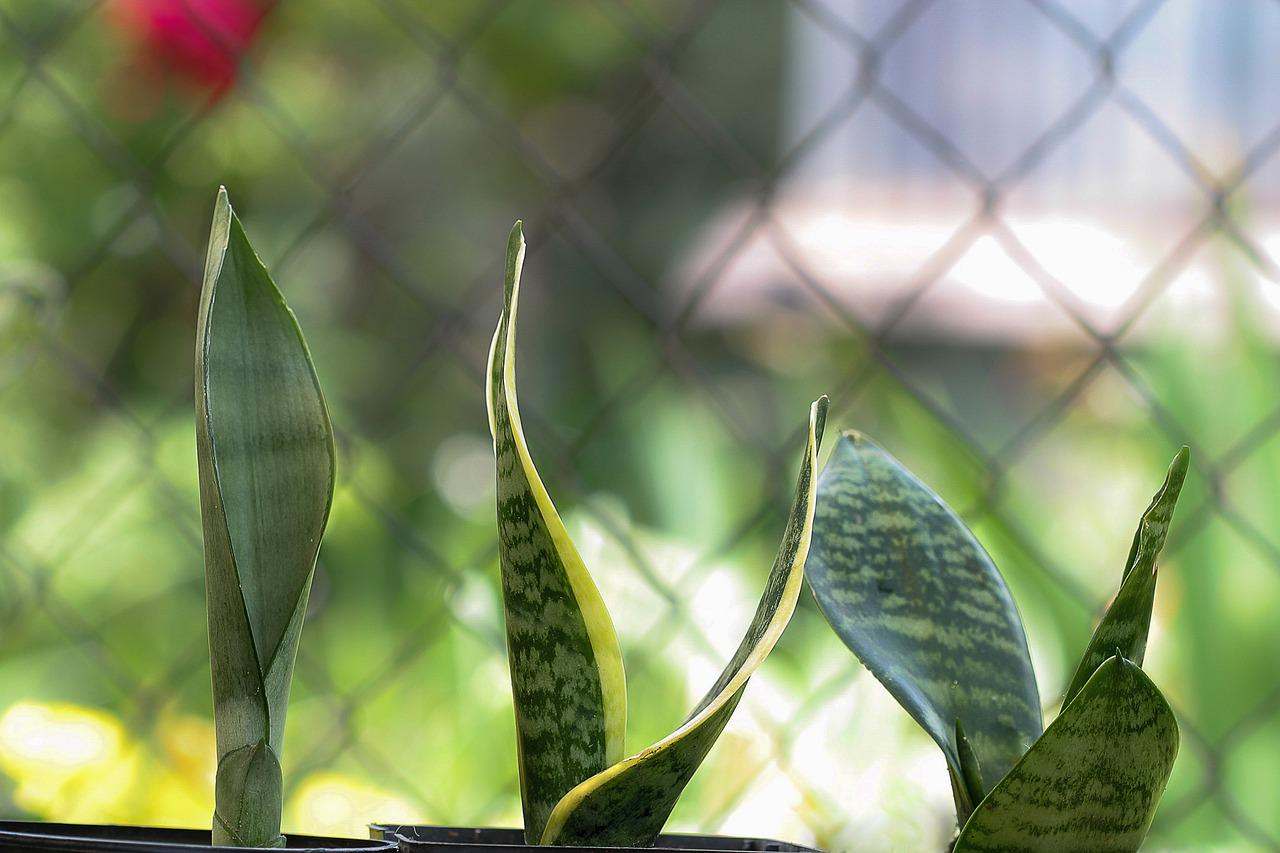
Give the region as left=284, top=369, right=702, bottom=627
left=370, top=823, right=820, bottom=853
left=0, top=822, right=395, bottom=853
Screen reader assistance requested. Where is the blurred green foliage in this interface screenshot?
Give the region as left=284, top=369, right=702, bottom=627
left=0, top=2, right=1277, bottom=850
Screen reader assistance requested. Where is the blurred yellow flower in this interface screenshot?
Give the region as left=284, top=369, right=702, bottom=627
left=135, top=712, right=215, bottom=827
left=0, top=701, right=220, bottom=828
left=0, top=701, right=138, bottom=821
left=287, top=771, right=421, bottom=840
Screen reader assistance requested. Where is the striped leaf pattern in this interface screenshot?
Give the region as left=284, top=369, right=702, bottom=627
left=487, top=223, right=627, bottom=844
left=197, top=188, right=334, bottom=848
left=1061, top=447, right=1189, bottom=708
left=954, top=655, right=1179, bottom=853
left=539, top=398, right=828, bottom=848
left=805, top=432, right=1041, bottom=822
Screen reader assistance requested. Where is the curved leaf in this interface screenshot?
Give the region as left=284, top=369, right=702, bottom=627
left=1062, top=447, right=1188, bottom=707
left=197, top=187, right=334, bottom=847
left=487, top=222, right=627, bottom=843
left=954, top=655, right=1179, bottom=853
left=805, top=432, right=1041, bottom=822
left=539, top=397, right=828, bottom=848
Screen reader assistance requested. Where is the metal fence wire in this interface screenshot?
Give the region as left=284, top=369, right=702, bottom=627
left=1, top=1, right=1279, bottom=850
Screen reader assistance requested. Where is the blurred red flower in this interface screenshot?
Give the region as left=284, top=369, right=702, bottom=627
left=109, top=0, right=273, bottom=96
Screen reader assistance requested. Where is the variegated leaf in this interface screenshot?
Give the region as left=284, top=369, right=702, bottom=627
left=539, top=398, right=828, bottom=848
left=1061, top=447, right=1188, bottom=707
left=805, top=432, right=1041, bottom=823
left=487, top=222, right=627, bottom=844
left=954, top=655, right=1179, bottom=853
left=197, top=187, right=334, bottom=848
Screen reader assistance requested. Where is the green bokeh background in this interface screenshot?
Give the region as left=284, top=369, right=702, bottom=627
left=1, top=2, right=1278, bottom=851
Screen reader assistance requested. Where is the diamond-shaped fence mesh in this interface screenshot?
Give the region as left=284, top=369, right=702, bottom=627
left=0, top=1, right=1278, bottom=850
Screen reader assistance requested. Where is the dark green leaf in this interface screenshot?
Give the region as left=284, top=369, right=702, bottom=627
left=1062, top=447, right=1189, bottom=707
left=805, top=432, right=1041, bottom=820
left=486, top=222, right=627, bottom=844
left=954, top=655, right=1179, bottom=853
left=197, top=187, right=334, bottom=848
left=539, top=398, right=828, bottom=848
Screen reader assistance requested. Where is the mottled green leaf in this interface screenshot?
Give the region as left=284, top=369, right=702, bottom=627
left=954, top=655, right=1179, bottom=853
left=539, top=398, right=828, bottom=848
left=805, top=432, right=1041, bottom=822
left=486, top=222, right=627, bottom=844
left=197, top=187, right=334, bottom=848
left=1062, top=447, right=1189, bottom=708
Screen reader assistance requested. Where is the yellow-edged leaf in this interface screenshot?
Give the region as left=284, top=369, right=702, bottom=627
left=487, top=222, right=627, bottom=843
left=539, top=398, right=828, bottom=848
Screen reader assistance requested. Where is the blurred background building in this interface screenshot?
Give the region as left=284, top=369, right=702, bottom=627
left=1, top=1, right=1278, bottom=850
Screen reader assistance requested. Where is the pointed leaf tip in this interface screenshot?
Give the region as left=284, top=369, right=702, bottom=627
left=813, top=396, right=829, bottom=445
left=840, top=428, right=872, bottom=447
left=1172, top=445, right=1190, bottom=479
left=502, top=222, right=525, bottom=308
left=201, top=190, right=234, bottom=320
left=1062, top=444, right=1189, bottom=707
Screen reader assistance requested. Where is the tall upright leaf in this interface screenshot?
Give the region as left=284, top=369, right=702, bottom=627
left=539, top=397, right=828, bottom=848
left=805, top=432, right=1041, bottom=823
left=487, top=222, right=627, bottom=844
left=954, top=655, right=1179, bottom=853
left=197, top=188, right=335, bottom=848
left=1061, top=447, right=1189, bottom=707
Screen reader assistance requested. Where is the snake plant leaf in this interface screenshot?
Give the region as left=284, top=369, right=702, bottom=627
left=197, top=187, right=334, bottom=848
left=487, top=222, right=627, bottom=844
left=538, top=397, right=828, bottom=848
left=1061, top=447, right=1189, bottom=708
left=805, top=432, right=1041, bottom=823
left=954, top=655, right=1179, bottom=853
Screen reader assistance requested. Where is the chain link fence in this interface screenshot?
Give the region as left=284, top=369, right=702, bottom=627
left=1, top=1, right=1278, bottom=850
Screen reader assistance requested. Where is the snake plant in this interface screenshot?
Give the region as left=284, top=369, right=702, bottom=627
left=197, top=188, right=335, bottom=848
left=487, top=222, right=828, bottom=847
left=807, top=433, right=1187, bottom=852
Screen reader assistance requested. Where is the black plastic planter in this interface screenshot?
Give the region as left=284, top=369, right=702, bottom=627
left=0, top=823, right=397, bottom=853
left=370, top=826, right=819, bottom=853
